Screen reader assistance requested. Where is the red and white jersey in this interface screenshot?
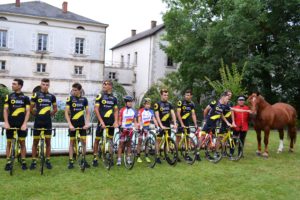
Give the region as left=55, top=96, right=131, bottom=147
left=138, top=108, right=154, bottom=129
left=119, top=107, right=137, bottom=128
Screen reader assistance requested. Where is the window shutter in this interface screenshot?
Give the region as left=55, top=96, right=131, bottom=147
left=84, top=38, right=90, bottom=55
left=8, top=30, right=14, bottom=49
left=70, top=36, right=75, bottom=54
left=31, top=33, right=37, bottom=51
left=48, top=33, right=54, bottom=52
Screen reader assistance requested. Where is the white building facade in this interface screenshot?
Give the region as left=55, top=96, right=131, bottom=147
left=106, top=21, right=178, bottom=102
left=0, top=1, right=107, bottom=105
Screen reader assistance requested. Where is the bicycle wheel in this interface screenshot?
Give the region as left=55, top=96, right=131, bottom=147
left=144, top=136, right=157, bottom=168
left=40, top=140, right=45, bottom=175
left=204, top=136, right=223, bottom=163
left=124, top=140, right=136, bottom=170
left=164, top=137, right=178, bottom=166
left=17, top=144, right=22, bottom=164
left=225, top=137, right=243, bottom=161
left=10, top=140, right=16, bottom=176
left=77, top=145, right=85, bottom=172
left=73, top=139, right=79, bottom=161
left=102, top=139, right=114, bottom=170
left=98, top=139, right=103, bottom=159
left=180, top=136, right=197, bottom=165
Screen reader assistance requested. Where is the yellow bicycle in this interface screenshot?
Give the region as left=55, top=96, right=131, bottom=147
left=178, top=126, right=197, bottom=165
left=158, top=128, right=178, bottom=166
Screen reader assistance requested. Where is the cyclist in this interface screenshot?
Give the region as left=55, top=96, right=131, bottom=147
left=154, top=89, right=177, bottom=164
left=93, top=80, right=118, bottom=167
left=65, top=83, right=91, bottom=169
left=30, top=78, right=57, bottom=170
left=136, top=98, right=159, bottom=163
left=176, top=89, right=198, bottom=161
left=3, top=79, right=30, bottom=170
left=117, top=95, right=138, bottom=166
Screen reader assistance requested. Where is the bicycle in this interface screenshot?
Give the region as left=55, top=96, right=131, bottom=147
left=221, top=129, right=243, bottom=161
left=69, top=127, right=91, bottom=172
left=31, top=128, right=56, bottom=175
left=196, top=129, right=223, bottom=163
left=135, top=127, right=157, bottom=168
left=158, top=127, right=178, bottom=166
left=2, top=127, right=23, bottom=176
left=178, top=126, right=197, bottom=165
left=116, top=127, right=137, bottom=170
left=98, top=126, right=114, bottom=170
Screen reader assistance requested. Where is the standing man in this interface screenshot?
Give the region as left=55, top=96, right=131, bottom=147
left=30, top=78, right=57, bottom=170
left=3, top=79, right=30, bottom=170
left=65, top=83, right=90, bottom=169
left=93, top=80, right=118, bottom=167
left=154, top=89, right=177, bottom=164
left=176, top=90, right=198, bottom=160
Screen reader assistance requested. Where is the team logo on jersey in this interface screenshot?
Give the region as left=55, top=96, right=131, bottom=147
left=38, top=98, right=43, bottom=103
left=96, top=94, right=102, bottom=100
left=11, top=99, right=16, bottom=104
left=182, top=106, right=186, bottom=110
left=72, top=103, right=77, bottom=108
left=177, top=101, right=182, bottom=107
left=211, top=100, right=216, bottom=105
left=5, top=95, right=8, bottom=102
left=154, top=103, right=158, bottom=110
left=102, top=100, right=107, bottom=104
left=160, top=107, right=164, bottom=112
left=66, top=97, right=70, bottom=102
left=31, top=93, right=36, bottom=99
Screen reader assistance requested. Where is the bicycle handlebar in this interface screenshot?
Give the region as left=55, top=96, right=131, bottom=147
left=2, top=127, right=21, bottom=135
left=31, top=128, right=56, bottom=137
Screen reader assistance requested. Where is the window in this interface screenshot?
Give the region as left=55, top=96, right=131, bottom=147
left=37, top=34, right=48, bottom=51
left=74, top=66, right=83, bottom=75
left=127, top=54, right=130, bottom=67
left=0, top=30, right=7, bottom=48
left=0, top=60, right=5, bottom=70
left=76, top=26, right=85, bottom=30
left=75, top=38, right=84, bottom=54
left=0, top=17, right=7, bottom=21
left=167, top=57, right=174, bottom=67
left=109, top=72, right=116, bottom=80
left=37, top=63, right=46, bottom=73
left=39, top=21, right=48, bottom=25
left=134, top=52, right=138, bottom=66
left=120, top=55, right=124, bottom=67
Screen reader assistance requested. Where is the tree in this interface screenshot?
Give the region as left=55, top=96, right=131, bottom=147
left=162, top=0, right=300, bottom=115
left=205, top=60, right=247, bottom=100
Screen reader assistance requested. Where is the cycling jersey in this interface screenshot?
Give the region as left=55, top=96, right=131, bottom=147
left=220, top=102, right=233, bottom=133
left=4, top=92, right=30, bottom=127
left=154, top=101, right=174, bottom=127
left=66, top=95, right=88, bottom=127
left=177, top=100, right=195, bottom=126
left=94, top=93, right=118, bottom=125
left=31, top=91, right=56, bottom=123
left=202, top=100, right=226, bottom=133
left=138, top=108, right=155, bottom=129
left=119, top=107, right=137, bottom=129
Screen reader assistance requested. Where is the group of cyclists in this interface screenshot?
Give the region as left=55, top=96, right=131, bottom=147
left=2, top=78, right=251, bottom=171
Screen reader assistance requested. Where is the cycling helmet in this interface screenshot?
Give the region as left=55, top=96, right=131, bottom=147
left=123, top=95, right=133, bottom=102
left=143, top=98, right=151, bottom=104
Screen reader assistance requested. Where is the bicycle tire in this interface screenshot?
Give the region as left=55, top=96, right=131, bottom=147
left=73, top=139, right=79, bottom=161
left=124, top=140, right=136, bottom=170
left=180, top=136, right=197, bottom=165
left=164, top=137, right=178, bottom=166
left=77, top=145, right=85, bottom=172
left=204, top=136, right=223, bottom=163
left=98, top=139, right=103, bottom=159
left=40, top=140, right=45, bottom=175
left=10, top=139, right=16, bottom=176
left=225, top=137, right=243, bottom=161
left=144, top=136, right=157, bottom=168
left=103, top=139, right=114, bottom=170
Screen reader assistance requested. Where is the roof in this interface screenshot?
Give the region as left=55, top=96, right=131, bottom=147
left=0, top=1, right=108, bottom=27
left=111, top=24, right=165, bottom=50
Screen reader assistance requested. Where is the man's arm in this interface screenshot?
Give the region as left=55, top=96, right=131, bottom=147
left=84, top=107, right=90, bottom=129
left=177, top=108, right=185, bottom=127
left=155, top=111, right=164, bottom=129
left=3, top=106, right=10, bottom=129
left=192, top=110, right=197, bottom=127
left=170, top=109, right=177, bottom=129
left=203, top=105, right=211, bottom=119
left=51, top=104, right=58, bottom=117
left=114, top=106, right=119, bottom=128
left=65, top=106, right=74, bottom=130
left=94, top=104, right=105, bottom=127
left=30, top=102, right=36, bottom=116
left=21, top=106, right=30, bottom=131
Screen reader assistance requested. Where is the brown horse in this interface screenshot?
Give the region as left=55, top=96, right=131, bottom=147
left=248, top=93, right=297, bottom=157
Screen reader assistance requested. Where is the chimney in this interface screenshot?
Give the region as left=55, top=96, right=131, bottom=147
left=131, top=30, right=136, bottom=37
left=151, top=21, right=157, bottom=29
left=15, top=0, right=20, bottom=7
left=62, top=1, right=68, bottom=13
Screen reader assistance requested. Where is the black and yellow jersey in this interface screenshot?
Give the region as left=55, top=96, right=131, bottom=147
left=66, top=96, right=88, bottom=126
left=177, top=100, right=195, bottom=126
left=206, top=100, right=226, bottom=121
left=31, top=91, right=56, bottom=122
left=4, top=92, right=30, bottom=126
left=154, top=101, right=174, bottom=127
left=94, top=93, right=118, bottom=124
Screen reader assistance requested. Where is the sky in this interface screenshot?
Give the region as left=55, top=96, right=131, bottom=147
left=0, top=0, right=167, bottom=61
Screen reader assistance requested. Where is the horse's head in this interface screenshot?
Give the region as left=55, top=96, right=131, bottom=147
left=247, top=92, right=261, bottom=116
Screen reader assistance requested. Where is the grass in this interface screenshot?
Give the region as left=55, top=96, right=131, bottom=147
left=0, top=131, right=299, bottom=200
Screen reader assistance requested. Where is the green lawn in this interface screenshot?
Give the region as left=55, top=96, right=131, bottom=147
left=0, top=131, right=299, bottom=200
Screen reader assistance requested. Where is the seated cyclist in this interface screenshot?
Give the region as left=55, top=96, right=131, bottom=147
left=117, top=96, right=138, bottom=166
left=136, top=98, right=159, bottom=163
